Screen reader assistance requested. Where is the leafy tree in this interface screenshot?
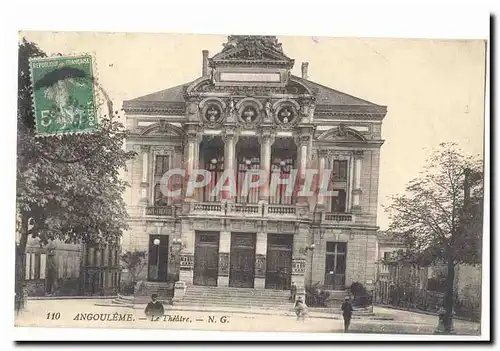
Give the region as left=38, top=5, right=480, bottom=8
left=385, top=142, right=483, bottom=332
left=120, top=250, right=147, bottom=284
left=16, top=38, right=135, bottom=312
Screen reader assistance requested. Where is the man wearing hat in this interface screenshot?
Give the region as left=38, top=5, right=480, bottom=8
left=341, top=296, right=354, bottom=332
left=145, top=293, right=164, bottom=318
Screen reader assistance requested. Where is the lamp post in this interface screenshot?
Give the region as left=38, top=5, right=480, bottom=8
left=153, top=238, right=160, bottom=280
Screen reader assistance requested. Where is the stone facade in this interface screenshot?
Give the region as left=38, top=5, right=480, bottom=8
left=121, top=35, right=387, bottom=296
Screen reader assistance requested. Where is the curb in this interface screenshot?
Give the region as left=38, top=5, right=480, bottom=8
left=28, top=296, right=118, bottom=300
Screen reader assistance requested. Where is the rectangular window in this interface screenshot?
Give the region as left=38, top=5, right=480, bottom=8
left=154, top=155, right=171, bottom=206
left=383, top=252, right=391, bottom=260
left=154, top=155, right=169, bottom=176
left=324, top=242, right=347, bottom=290
left=328, top=157, right=350, bottom=213
left=332, top=160, right=348, bottom=181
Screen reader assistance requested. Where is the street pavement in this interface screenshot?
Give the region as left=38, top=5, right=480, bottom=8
left=15, top=299, right=481, bottom=335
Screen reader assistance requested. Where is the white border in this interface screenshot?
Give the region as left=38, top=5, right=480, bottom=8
left=1, top=0, right=492, bottom=345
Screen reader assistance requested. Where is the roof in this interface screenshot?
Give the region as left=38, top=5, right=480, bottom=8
left=125, top=81, right=194, bottom=104
left=123, top=76, right=385, bottom=112
left=291, top=75, right=384, bottom=108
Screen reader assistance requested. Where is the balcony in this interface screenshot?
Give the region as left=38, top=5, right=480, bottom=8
left=227, top=202, right=261, bottom=217
left=190, top=202, right=225, bottom=216
left=145, top=205, right=176, bottom=217
left=265, top=204, right=297, bottom=217
left=322, top=212, right=354, bottom=224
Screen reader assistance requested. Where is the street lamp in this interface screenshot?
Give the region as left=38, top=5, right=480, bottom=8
left=153, top=238, right=160, bottom=280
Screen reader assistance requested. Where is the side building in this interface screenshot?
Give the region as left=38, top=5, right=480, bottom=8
left=21, top=237, right=121, bottom=297
left=121, top=35, right=387, bottom=302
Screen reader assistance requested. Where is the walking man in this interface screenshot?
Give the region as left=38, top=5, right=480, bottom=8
left=341, top=296, right=353, bottom=332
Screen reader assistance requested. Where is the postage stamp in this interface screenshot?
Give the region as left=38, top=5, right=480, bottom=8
left=29, top=54, right=98, bottom=136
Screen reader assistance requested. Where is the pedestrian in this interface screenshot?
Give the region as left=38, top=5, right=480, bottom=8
left=294, top=296, right=307, bottom=321
left=290, top=281, right=297, bottom=302
left=341, top=296, right=353, bottom=332
left=145, top=293, right=164, bottom=318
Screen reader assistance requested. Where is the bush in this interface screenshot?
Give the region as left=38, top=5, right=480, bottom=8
left=305, top=282, right=331, bottom=307
left=348, top=282, right=373, bottom=307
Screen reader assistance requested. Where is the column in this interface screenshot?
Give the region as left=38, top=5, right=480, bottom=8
left=254, top=232, right=267, bottom=288
left=217, top=231, right=231, bottom=287
left=178, top=220, right=195, bottom=286
left=292, top=224, right=308, bottom=300
left=184, top=132, right=199, bottom=202
left=222, top=128, right=237, bottom=201
left=295, top=135, right=310, bottom=206
left=352, top=151, right=363, bottom=212
left=316, top=150, right=327, bottom=210
left=139, top=145, right=150, bottom=204
left=259, top=132, right=274, bottom=202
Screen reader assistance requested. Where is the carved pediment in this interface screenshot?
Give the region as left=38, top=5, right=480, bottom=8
left=211, top=35, right=294, bottom=66
left=140, top=121, right=186, bottom=137
left=317, top=124, right=367, bottom=142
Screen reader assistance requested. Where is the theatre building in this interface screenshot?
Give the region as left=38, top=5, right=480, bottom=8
left=121, top=36, right=387, bottom=301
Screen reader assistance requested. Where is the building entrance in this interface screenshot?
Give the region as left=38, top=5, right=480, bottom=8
left=229, top=233, right=256, bottom=288
left=265, top=234, right=293, bottom=290
left=324, top=242, right=346, bottom=290
left=193, top=232, right=219, bottom=286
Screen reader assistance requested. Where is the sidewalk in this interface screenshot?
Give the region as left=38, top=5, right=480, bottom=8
left=93, top=300, right=392, bottom=321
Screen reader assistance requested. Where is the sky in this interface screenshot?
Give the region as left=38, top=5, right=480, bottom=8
left=20, top=31, right=486, bottom=229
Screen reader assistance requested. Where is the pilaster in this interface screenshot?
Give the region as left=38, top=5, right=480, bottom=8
left=352, top=150, right=364, bottom=213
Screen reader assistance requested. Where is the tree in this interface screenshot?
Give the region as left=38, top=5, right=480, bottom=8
left=385, top=142, right=483, bottom=332
left=16, top=38, right=135, bottom=312
left=120, top=250, right=147, bottom=285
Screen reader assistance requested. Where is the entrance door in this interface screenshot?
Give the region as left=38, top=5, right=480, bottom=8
left=148, top=235, right=169, bottom=282
left=229, top=233, right=256, bottom=288
left=265, top=234, right=293, bottom=290
left=193, top=232, right=219, bottom=286
left=324, top=242, right=346, bottom=290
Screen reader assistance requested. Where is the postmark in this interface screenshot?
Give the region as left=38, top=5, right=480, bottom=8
left=29, top=54, right=98, bottom=136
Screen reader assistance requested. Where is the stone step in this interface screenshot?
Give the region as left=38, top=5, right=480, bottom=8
left=181, top=297, right=292, bottom=305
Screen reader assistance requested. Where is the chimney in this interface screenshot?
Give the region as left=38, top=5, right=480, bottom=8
left=202, top=50, right=209, bottom=76
left=301, top=62, right=309, bottom=79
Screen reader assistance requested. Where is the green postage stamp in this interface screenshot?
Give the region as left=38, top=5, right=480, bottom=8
left=29, top=54, right=98, bottom=136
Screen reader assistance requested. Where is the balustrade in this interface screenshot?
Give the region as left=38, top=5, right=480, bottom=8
left=323, top=212, right=354, bottom=223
